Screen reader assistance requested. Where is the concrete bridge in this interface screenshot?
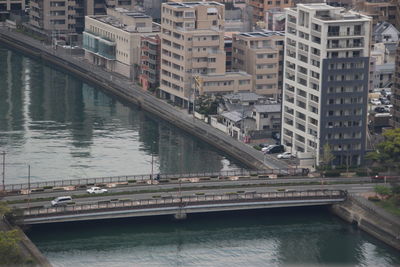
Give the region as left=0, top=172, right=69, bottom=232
left=20, top=189, right=347, bottom=225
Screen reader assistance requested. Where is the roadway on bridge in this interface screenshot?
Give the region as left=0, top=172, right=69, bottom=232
left=9, top=182, right=375, bottom=210
left=3, top=176, right=375, bottom=202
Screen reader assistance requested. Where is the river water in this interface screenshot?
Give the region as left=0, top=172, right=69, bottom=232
left=0, top=46, right=244, bottom=184
left=1, top=46, right=399, bottom=266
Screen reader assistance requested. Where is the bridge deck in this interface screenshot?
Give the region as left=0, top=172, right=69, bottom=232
left=21, top=190, right=347, bottom=224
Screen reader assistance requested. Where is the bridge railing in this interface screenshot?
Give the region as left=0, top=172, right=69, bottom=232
left=23, top=189, right=346, bottom=217
left=5, top=168, right=305, bottom=191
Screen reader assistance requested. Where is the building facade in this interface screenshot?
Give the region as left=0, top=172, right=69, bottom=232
left=281, top=4, right=372, bottom=167
left=353, top=0, right=397, bottom=27
left=249, top=0, right=293, bottom=25
left=391, top=43, right=400, bottom=128
left=159, top=2, right=251, bottom=108
left=232, top=31, right=284, bottom=99
left=139, top=34, right=161, bottom=91
left=0, top=0, right=25, bottom=16
left=83, top=9, right=159, bottom=79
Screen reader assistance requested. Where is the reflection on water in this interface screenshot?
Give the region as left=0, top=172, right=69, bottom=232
left=0, top=46, right=244, bottom=183
left=27, top=208, right=400, bottom=267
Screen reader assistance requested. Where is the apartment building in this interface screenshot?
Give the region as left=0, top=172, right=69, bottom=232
left=159, top=2, right=252, bottom=108
left=249, top=0, right=293, bottom=25
left=353, top=0, right=397, bottom=27
left=265, top=8, right=285, bottom=31
left=391, top=43, right=400, bottom=128
left=0, top=0, right=25, bottom=17
left=139, top=34, right=161, bottom=90
left=396, top=0, right=400, bottom=30
left=281, top=4, right=372, bottom=167
left=29, top=0, right=77, bottom=39
left=232, top=31, right=284, bottom=98
left=83, top=9, right=160, bottom=79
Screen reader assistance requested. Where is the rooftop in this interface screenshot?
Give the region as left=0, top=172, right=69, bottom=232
left=237, top=31, right=285, bottom=38
left=165, top=2, right=223, bottom=8
left=224, top=92, right=265, bottom=102
left=253, top=104, right=281, bottom=113
left=90, top=15, right=160, bottom=33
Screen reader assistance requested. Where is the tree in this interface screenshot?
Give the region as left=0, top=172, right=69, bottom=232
left=374, top=185, right=392, bottom=198
left=320, top=143, right=335, bottom=170
left=0, top=229, right=24, bottom=266
left=0, top=202, right=11, bottom=217
left=366, top=128, right=400, bottom=174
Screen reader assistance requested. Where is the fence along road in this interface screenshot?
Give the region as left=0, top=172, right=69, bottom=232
left=4, top=168, right=307, bottom=192
left=21, top=189, right=347, bottom=224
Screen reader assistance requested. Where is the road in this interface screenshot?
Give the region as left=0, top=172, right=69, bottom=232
left=8, top=180, right=377, bottom=210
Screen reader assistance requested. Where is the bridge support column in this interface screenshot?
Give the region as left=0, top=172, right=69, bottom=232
left=174, top=210, right=187, bottom=220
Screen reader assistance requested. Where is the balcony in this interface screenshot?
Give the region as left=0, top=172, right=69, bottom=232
left=328, top=31, right=363, bottom=37
left=327, top=43, right=364, bottom=49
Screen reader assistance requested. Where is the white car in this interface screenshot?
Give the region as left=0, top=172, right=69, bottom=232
left=86, top=186, right=108, bottom=194
left=51, top=196, right=72, bottom=206
left=277, top=152, right=296, bottom=159
left=384, top=105, right=393, bottom=109
left=370, top=99, right=381, bottom=105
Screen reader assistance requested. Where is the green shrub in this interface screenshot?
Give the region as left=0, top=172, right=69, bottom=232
left=324, top=170, right=341, bottom=177
left=43, top=186, right=53, bottom=190
left=368, top=196, right=380, bottom=202
left=127, top=180, right=136, bottom=183
left=355, top=170, right=368, bottom=177
left=253, top=145, right=262, bottom=151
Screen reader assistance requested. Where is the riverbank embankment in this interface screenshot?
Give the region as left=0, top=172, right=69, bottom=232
left=331, top=194, right=400, bottom=251
left=0, top=27, right=290, bottom=171
left=0, top=218, right=52, bottom=266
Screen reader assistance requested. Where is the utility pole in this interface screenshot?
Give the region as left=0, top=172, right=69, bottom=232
left=1, top=151, right=5, bottom=192
left=28, top=165, right=31, bottom=209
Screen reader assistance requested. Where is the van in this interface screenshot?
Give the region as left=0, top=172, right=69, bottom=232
left=51, top=196, right=72, bottom=207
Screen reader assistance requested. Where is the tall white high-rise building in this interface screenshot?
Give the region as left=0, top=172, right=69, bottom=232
left=281, top=3, right=372, bottom=167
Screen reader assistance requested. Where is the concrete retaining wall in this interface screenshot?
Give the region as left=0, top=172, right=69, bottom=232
left=331, top=195, right=400, bottom=251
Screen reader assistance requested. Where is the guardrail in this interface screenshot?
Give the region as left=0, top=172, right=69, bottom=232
left=4, top=168, right=307, bottom=192
left=23, top=189, right=346, bottom=217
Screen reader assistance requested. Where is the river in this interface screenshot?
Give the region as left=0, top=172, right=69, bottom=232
left=1, top=46, right=399, bottom=266
left=0, top=46, right=244, bottom=184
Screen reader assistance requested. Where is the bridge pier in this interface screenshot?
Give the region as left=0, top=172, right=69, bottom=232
left=174, top=210, right=187, bottom=220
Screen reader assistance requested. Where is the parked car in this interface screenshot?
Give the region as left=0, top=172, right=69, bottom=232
left=374, top=107, right=386, bottom=113
left=381, top=99, right=390, bottom=105
left=87, top=186, right=108, bottom=194
left=370, top=99, right=381, bottom=105
left=384, top=104, right=393, bottom=109
left=277, top=152, right=296, bottom=159
left=265, top=145, right=285, bottom=154
left=51, top=196, right=72, bottom=207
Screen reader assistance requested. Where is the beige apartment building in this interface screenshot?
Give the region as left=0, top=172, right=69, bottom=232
left=29, top=0, right=111, bottom=39
left=83, top=8, right=160, bottom=79
left=160, top=2, right=252, bottom=108
left=249, top=0, right=293, bottom=25
left=353, top=0, right=397, bottom=26
left=29, top=0, right=77, bottom=39
left=232, top=31, right=284, bottom=98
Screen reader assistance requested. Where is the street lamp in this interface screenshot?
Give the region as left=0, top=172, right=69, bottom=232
left=2, top=151, right=5, bottom=192
left=151, top=141, right=156, bottom=183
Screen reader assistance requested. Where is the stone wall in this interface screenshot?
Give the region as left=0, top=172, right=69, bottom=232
left=331, top=195, right=400, bottom=251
